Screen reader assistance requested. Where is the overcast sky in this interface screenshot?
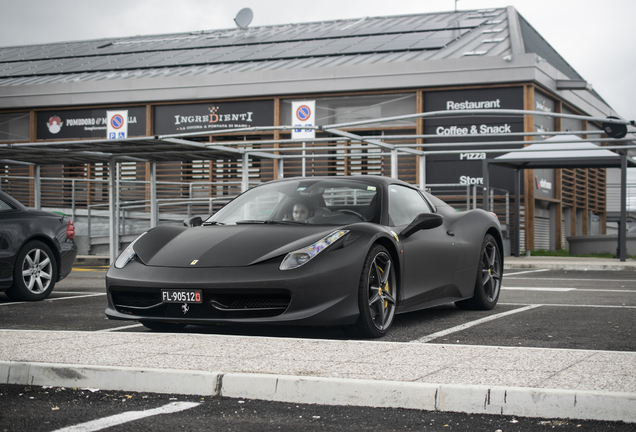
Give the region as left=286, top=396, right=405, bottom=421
left=1, top=0, right=635, bottom=121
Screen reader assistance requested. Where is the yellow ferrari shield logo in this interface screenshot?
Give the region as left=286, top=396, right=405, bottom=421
left=190, top=260, right=199, bottom=266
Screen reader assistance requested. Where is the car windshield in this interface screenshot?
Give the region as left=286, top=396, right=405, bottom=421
left=206, top=179, right=379, bottom=226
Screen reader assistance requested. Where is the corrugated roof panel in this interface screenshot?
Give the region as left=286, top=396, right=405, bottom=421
left=0, top=8, right=523, bottom=84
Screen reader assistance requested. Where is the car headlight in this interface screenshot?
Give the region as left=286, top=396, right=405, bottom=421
left=280, top=230, right=348, bottom=270
left=114, top=232, right=147, bottom=269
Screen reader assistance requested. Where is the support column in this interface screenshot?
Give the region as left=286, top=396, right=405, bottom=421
left=150, top=161, right=158, bottom=228
left=241, top=152, right=250, bottom=192
left=34, top=164, right=41, bottom=210
left=514, top=168, right=521, bottom=257
left=555, top=169, right=563, bottom=250
left=109, top=158, right=119, bottom=264
left=390, top=149, right=398, bottom=179
left=419, top=155, right=426, bottom=190
left=618, top=153, right=627, bottom=262
left=482, top=159, right=489, bottom=210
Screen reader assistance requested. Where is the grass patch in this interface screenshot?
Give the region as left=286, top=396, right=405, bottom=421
left=530, top=249, right=635, bottom=259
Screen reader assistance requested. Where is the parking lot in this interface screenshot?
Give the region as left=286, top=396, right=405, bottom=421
left=2, top=263, right=635, bottom=430
left=1, top=265, right=634, bottom=351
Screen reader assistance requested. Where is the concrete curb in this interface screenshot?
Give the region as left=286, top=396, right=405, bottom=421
left=2, top=361, right=635, bottom=423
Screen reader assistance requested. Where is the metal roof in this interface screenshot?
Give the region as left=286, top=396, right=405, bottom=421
left=492, top=135, right=636, bottom=169
left=0, top=9, right=511, bottom=85
left=0, top=136, right=251, bottom=165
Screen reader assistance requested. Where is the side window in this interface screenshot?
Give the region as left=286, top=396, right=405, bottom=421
left=0, top=198, right=13, bottom=211
left=388, top=185, right=431, bottom=226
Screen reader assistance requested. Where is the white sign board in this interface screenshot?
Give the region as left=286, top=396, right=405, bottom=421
left=291, top=101, right=315, bottom=140
left=107, top=110, right=128, bottom=139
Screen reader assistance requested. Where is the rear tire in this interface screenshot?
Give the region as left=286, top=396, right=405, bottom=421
left=6, top=241, right=58, bottom=301
left=140, top=321, right=188, bottom=332
left=455, top=234, right=502, bottom=310
left=345, top=245, right=397, bottom=338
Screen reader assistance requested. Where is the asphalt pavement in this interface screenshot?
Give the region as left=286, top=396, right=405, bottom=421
left=1, top=256, right=635, bottom=424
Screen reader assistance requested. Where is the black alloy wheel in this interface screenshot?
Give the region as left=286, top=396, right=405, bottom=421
left=347, top=245, right=397, bottom=338
left=456, top=234, right=502, bottom=310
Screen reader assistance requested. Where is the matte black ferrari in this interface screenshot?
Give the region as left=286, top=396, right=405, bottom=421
left=106, top=176, right=503, bottom=338
left=0, top=191, right=77, bottom=301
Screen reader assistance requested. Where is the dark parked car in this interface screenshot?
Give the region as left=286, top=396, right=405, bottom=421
left=106, top=176, right=503, bottom=338
left=0, top=191, right=77, bottom=301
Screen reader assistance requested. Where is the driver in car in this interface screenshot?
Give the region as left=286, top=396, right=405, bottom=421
left=285, top=201, right=313, bottom=223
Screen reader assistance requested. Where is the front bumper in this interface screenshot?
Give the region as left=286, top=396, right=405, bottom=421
left=105, top=246, right=364, bottom=327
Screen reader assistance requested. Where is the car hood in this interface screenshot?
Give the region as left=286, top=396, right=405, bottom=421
left=133, top=224, right=344, bottom=268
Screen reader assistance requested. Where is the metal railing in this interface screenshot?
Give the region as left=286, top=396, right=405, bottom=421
left=606, top=183, right=636, bottom=212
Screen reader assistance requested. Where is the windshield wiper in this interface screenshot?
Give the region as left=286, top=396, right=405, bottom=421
left=203, top=221, right=225, bottom=226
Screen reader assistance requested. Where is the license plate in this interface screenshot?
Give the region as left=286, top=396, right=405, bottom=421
left=161, top=289, right=202, bottom=304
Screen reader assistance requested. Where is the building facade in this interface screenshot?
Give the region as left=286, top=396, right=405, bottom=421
left=0, top=7, right=625, bottom=253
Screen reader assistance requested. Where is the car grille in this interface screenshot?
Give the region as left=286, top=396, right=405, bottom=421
left=112, top=289, right=291, bottom=319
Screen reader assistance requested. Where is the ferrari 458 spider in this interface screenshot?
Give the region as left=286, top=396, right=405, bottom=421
left=105, top=176, right=503, bottom=338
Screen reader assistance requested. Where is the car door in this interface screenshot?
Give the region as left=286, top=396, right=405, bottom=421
left=387, top=184, right=458, bottom=307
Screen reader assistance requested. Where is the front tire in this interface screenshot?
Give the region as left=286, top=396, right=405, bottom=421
left=6, top=241, right=58, bottom=301
left=346, top=245, right=397, bottom=338
left=455, top=234, right=502, bottom=310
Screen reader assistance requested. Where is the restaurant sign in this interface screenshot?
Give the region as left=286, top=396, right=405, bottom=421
left=154, top=101, right=274, bottom=135
left=37, top=107, right=146, bottom=140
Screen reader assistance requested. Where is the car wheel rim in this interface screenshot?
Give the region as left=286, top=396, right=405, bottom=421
left=481, top=241, right=501, bottom=302
left=21, top=248, right=53, bottom=294
left=367, top=251, right=396, bottom=331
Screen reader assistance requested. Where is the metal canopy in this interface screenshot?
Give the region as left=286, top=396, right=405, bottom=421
left=491, top=135, right=636, bottom=169
left=0, top=136, right=250, bottom=164
left=486, top=135, right=635, bottom=261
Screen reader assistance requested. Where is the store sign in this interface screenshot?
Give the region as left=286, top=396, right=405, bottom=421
left=291, top=100, right=316, bottom=139
left=534, top=168, right=556, bottom=199
left=37, top=107, right=146, bottom=140
left=423, top=87, right=524, bottom=192
left=107, top=110, right=128, bottom=139
left=154, top=101, right=274, bottom=135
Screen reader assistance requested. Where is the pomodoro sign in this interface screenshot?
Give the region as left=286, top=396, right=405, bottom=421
left=37, top=107, right=146, bottom=139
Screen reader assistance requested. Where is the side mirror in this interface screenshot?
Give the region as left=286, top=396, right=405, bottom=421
left=400, top=213, right=443, bottom=238
left=183, top=216, right=203, bottom=227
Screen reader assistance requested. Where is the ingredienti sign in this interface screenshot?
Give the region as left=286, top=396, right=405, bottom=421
left=154, top=101, right=274, bottom=135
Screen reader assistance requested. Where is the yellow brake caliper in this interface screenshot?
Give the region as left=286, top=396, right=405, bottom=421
left=377, top=267, right=389, bottom=309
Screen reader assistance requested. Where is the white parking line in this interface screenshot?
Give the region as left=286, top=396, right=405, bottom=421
left=410, top=305, right=542, bottom=343
left=505, top=276, right=636, bottom=283
left=504, top=269, right=550, bottom=276
left=51, top=401, right=200, bottom=432
left=98, top=323, right=144, bottom=332
left=502, top=287, right=576, bottom=291
left=48, top=293, right=106, bottom=301
left=500, top=302, right=636, bottom=309
left=0, top=293, right=105, bottom=306
left=502, top=287, right=636, bottom=293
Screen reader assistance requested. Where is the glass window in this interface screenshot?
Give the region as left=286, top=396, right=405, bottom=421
left=0, top=113, right=30, bottom=142
left=388, top=185, right=431, bottom=226
left=208, top=178, right=379, bottom=225
left=0, top=198, right=14, bottom=211
left=281, top=94, right=416, bottom=129
left=534, top=92, right=556, bottom=139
